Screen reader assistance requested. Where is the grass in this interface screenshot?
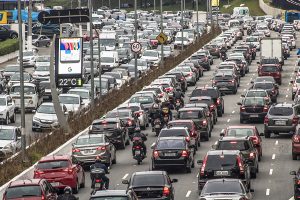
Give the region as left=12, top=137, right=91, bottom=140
left=0, top=39, right=18, bottom=57
left=220, top=0, right=266, bottom=16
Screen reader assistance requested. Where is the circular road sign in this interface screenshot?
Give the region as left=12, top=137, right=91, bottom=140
left=131, top=42, right=142, bottom=53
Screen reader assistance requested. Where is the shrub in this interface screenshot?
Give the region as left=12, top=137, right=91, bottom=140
left=0, top=39, right=19, bottom=57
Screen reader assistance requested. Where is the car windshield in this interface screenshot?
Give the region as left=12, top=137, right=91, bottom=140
left=11, top=73, right=30, bottom=81
left=68, top=91, right=89, bottom=99
left=0, top=129, right=14, bottom=140
left=202, top=181, right=243, bottom=195
left=159, top=129, right=187, bottom=137
left=134, top=60, right=147, bottom=65
left=246, top=91, right=267, bottom=97
left=143, top=51, right=158, bottom=57
left=35, top=66, right=49, bottom=71
left=5, top=186, right=42, bottom=199
left=269, top=107, right=293, bottom=116
left=179, top=110, right=203, bottom=119
left=191, top=89, right=218, bottom=98
left=23, top=51, right=34, bottom=57
left=100, top=39, right=115, bottom=46
left=102, top=57, right=115, bottom=63
left=106, top=111, right=130, bottom=118
left=129, top=96, right=153, bottom=104
left=59, top=96, right=80, bottom=104
left=5, top=65, right=19, bottom=72
left=37, top=104, right=56, bottom=114
left=227, top=128, right=254, bottom=137
left=217, top=141, right=249, bottom=151
left=261, top=59, right=279, bottom=64
left=246, top=37, right=258, bottom=42
left=90, top=197, right=128, bottom=200
left=244, top=98, right=265, bottom=106
left=36, top=57, right=50, bottom=62
left=261, top=66, right=278, bottom=72
left=253, top=83, right=273, bottom=89
left=11, top=86, right=35, bottom=95
left=156, top=139, right=185, bottom=149
left=37, top=160, right=70, bottom=169
left=176, top=67, right=191, bottom=72
left=168, top=122, right=192, bottom=130
left=205, top=155, right=237, bottom=170
left=132, top=174, right=165, bottom=187
left=76, top=136, right=105, bottom=145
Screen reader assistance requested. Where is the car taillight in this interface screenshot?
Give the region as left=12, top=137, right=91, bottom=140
left=41, top=194, right=45, bottom=200
left=251, top=136, right=259, bottom=145
left=205, top=57, right=208, bottom=61
left=96, top=146, right=106, bottom=150
left=216, top=98, right=221, bottom=105
left=34, top=170, right=44, bottom=176
left=230, top=80, right=235, bottom=84
left=128, top=120, right=133, bottom=126
left=72, top=148, right=81, bottom=152
left=276, top=71, right=280, bottom=75
left=293, top=135, right=300, bottom=143
left=212, top=80, right=217, bottom=84
left=237, top=156, right=244, bottom=174
left=263, top=106, right=269, bottom=112
left=249, top=152, right=255, bottom=159
left=200, top=155, right=207, bottom=176
left=159, top=93, right=164, bottom=97
left=191, top=131, right=196, bottom=137
left=210, top=105, right=214, bottom=111
left=240, top=106, right=245, bottom=112
left=95, top=179, right=102, bottom=183
left=264, top=116, right=269, bottom=124
left=134, top=146, right=141, bottom=149
left=180, top=77, right=185, bottom=81
left=181, top=150, right=188, bottom=157
left=185, top=137, right=190, bottom=142
left=271, top=90, right=275, bottom=94
left=292, top=117, right=299, bottom=124
left=189, top=72, right=193, bottom=76
left=163, top=187, right=170, bottom=196
left=202, top=120, right=207, bottom=127
left=153, top=150, right=159, bottom=158
left=297, top=180, right=300, bottom=185
left=64, top=168, right=74, bottom=174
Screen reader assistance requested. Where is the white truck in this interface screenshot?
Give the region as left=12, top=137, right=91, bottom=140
left=100, top=51, right=119, bottom=72
left=260, top=38, right=283, bottom=64
left=100, top=31, right=118, bottom=51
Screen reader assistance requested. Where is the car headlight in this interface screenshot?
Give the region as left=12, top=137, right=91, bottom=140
left=33, top=117, right=41, bottom=122
left=3, top=145, right=10, bottom=150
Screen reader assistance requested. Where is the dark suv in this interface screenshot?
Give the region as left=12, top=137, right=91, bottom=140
left=0, top=26, right=18, bottom=40
left=190, top=86, right=225, bottom=117
left=213, top=137, right=259, bottom=178
left=264, top=103, right=300, bottom=138
left=212, top=71, right=238, bottom=94
left=197, top=150, right=251, bottom=193
left=238, top=97, right=269, bottom=123
left=122, top=171, right=177, bottom=200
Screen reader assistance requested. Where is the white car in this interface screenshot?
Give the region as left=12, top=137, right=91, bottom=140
left=142, top=85, right=169, bottom=102
left=32, top=64, right=50, bottom=81
left=0, top=95, right=16, bottom=125
left=141, top=50, right=161, bottom=67
left=35, top=56, right=50, bottom=68
left=0, top=126, right=21, bottom=159
left=291, top=76, right=300, bottom=100
left=68, top=88, right=91, bottom=106
left=59, top=94, right=83, bottom=113
left=17, top=50, right=38, bottom=67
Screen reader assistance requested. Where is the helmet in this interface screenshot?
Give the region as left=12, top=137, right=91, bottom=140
left=64, top=186, right=72, bottom=194
left=176, top=86, right=181, bottom=91
left=153, top=103, right=159, bottom=109
left=95, top=156, right=102, bottom=163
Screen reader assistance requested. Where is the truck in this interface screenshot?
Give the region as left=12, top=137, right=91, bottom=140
left=99, top=31, right=118, bottom=51
left=260, top=38, right=283, bottom=65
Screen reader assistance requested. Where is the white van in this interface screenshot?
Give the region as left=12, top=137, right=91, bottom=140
left=100, top=51, right=119, bottom=72
left=232, top=6, right=250, bottom=18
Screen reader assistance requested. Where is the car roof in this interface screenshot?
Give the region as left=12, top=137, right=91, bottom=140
left=0, top=125, right=18, bottom=130
left=133, top=170, right=166, bottom=176
left=219, top=136, right=249, bottom=141
left=78, top=134, right=105, bottom=139
left=226, top=125, right=255, bottom=129
left=168, top=119, right=194, bottom=123
left=91, top=190, right=128, bottom=197
left=179, top=107, right=204, bottom=111
left=206, top=178, right=241, bottom=183
left=39, top=155, right=70, bottom=162
left=207, top=150, right=240, bottom=155
left=9, top=179, right=43, bottom=187
left=272, top=103, right=294, bottom=107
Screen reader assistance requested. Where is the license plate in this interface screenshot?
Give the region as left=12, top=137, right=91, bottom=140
left=135, top=150, right=141, bottom=155
left=50, top=182, right=59, bottom=187
left=275, top=121, right=286, bottom=125
left=84, top=150, right=93, bottom=154
left=95, top=183, right=101, bottom=187
left=249, top=115, right=259, bottom=118
left=219, top=87, right=227, bottom=90
left=164, top=153, right=176, bottom=156
left=214, top=171, right=229, bottom=176
left=155, top=124, right=160, bottom=128
left=176, top=102, right=181, bottom=106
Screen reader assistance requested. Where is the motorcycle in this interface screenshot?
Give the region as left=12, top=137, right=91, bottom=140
left=220, top=52, right=227, bottom=61
left=175, top=99, right=182, bottom=111
left=90, top=168, right=107, bottom=193
left=247, top=29, right=252, bottom=35
left=154, top=118, right=162, bottom=136
left=132, top=137, right=146, bottom=165
left=162, top=113, right=169, bottom=124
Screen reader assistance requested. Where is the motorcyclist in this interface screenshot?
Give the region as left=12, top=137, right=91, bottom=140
left=149, top=103, right=163, bottom=129
left=131, top=127, right=147, bottom=156
left=247, top=27, right=252, bottom=35
left=161, top=101, right=173, bottom=123
left=173, top=86, right=185, bottom=106
left=57, top=186, right=77, bottom=200
left=219, top=46, right=227, bottom=59
left=90, top=156, right=110, bottom=189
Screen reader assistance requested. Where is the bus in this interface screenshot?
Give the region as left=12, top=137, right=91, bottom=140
left=285, top=10, right=300, bottom=23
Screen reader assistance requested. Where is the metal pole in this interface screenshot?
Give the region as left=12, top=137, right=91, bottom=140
left=18, top=0, right=26, bottom=162
left=153, top=0, right=155, bottom=12
left=134, top=0, right=138, bottom=81
left=89, top=0, right=95, bottom=107
left=27, top=0, right=32, bottom=51
left=181, top=0, right=183, bottom=51
left=78, top=0, right=82, bottom=37
left=119, top=0, right=121, bottom=9
left=97, top=29, right=102, bottom=99
left=196, top=0, right=199, bottom=37
left=183, top=0, right=185, bottom=11
left=160, top=0, right=163, bottom=65
left=209, top=0, right=212, bottom=26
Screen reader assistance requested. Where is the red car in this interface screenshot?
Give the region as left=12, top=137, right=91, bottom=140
left=258, top=64, right=282, bottom=85
left=220, top=125, right=263, bottom=161
left=168, top=119, right=201, bottom=149
left=33, top=155, right=85, bottom=194
left=3, top=179, right=57, bottom=200
left=292, top=126, right=300, bottom=160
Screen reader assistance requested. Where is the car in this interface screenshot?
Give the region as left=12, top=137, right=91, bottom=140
left=200, top=179, right=253, bottom=199
left=3, top=65, right=19, bottom=80
left=177, top=107, right=211, bottom=141
left=291, top=77, right=300, bottom=100
left=0, top=95, right=16, bottom=125
left=129, top=59, right=150, bottom=73
left=32, top=35, right=51, bottom=47
left=104, top=72, right=126, bottom=89
left=258, top=64, right=281, bottom=85
left=32, top=102, right=67, bottom=131
left=0, top=26, right=18, bottom=40
left=122, top=171, right=177, bottom=200
left=90, top=190, right=138, bottom=200
left=203, top=43, right=220, bottom=57
left=89, top=118, right=129, bottom=149
left=242, top=89, right=270, bottom=103
left=190, top=86, right=225, bottom=117
left=292, top=125, right=300, bottom=160
left=197, top=150, right=251, bottom=192
left=151, top=136, right=195, bottom=172
left=226, top=57, right=246, bottom=77
left=237, top=97, right=269, bottom=123
left=190, top=52, right=210, bottom=71
left=32, top=64, right=50, bottom=81
left=251, top=81, right=278, bottom=103
left=58, top=94, right=83, bottom=113
left=7, top=72, right=34, bottom=88
left=140, top=50, right=161, bottom=67
left=33, top=155, right=85, bottom=193
left=142, top=85, right=169, bottom=103
left=128, top=94, right=155, bottom=112
left=213, top=136, right=259, bottom=178
left=17, top=50, right=38, bottom=68
left=173, top=66, right=197, bottom=86
left=117, top=48, right=132, bottom=64
left=264, top=103, right=300, bottom=138
left=257, top=57, right=282, bottom=70
left=165, top=71, right=188, bottom=92
left=72, top=134, right=116, bottom=166
left=0, top=126, right=21, bottom=159
left=212, top=71, right=238, bottom=94
left=68, top=88, right=91, bottom=106
left=3, top=179, right=57, bottom=200
left=290, top=169, right=300, bottom=199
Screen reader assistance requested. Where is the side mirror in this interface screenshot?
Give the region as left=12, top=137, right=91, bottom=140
left=32, top=109, right=36, bottom=113
left=290, top=171, right=297, bottom=176
left=241, top=94, right=245, bottom=97
left=259, top=132, right=264, bottom=136
left=211, top=144, right=217, bottom=149
left=171, top=178, right=178, bottom=183
left=237, top=102, right=242, bottom=105
left=122, top=179, right=129, bottom=184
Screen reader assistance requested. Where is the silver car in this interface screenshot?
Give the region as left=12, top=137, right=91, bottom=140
left=72, top=134, right=116, bottom=166
left=0, top=126, right=21, bottom=159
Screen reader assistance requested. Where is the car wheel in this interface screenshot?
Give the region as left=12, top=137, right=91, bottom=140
left=10, top=113, right=16, bottom=123
left=35, top=42, right=39, bottom=47
left=73, top=180, right=79, bottom=194
left=4, top=114, right=9, bottom=125
left=217, top=110, right=222, bottom=117
left=264, top=131, right=271, bottom=138
left=222, top=106, right=224, bottom=114
left=46, top=42, right=50, bottom=47
left=80, top=173, right=85, bottom=188
left=292, top=153, right=297, bottom=160
left=112, top=151, right=117, bottom=164
left=10, top=34, right=17, bottom=39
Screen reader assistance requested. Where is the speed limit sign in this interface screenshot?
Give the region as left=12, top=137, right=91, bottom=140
left=131, top=42, right=142, bottom=53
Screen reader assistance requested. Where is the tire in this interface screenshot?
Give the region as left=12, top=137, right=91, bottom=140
left=10, top=34, right=17, bottom=39
left=4, top=114, right=9, bottom=125
left=46, top=42, right=50, bottom=47
left=292, top=153, right=297, bottom=160
left=222, top=106, right=224, bottom=114
left=217, top=110, right=222, bottom=117
left=73, top=180, right=79, bottom=194
left=80, top=174, right=85, bottom=188
left=137, top=160, right=141, bottom=165
left=10, top=113, right=16, bottom=123
left=35, top=42, right=39, bottom=47
left=264, top=131, right=271, bottom=138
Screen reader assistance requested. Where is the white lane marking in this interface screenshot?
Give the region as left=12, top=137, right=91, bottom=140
left=232, top=110, right=235, bottom=114
left=247, top=83, right=250, bottom=85
left=122, top=173, right=129, bottom=180
left=227, top=119, right=230, bottom=122
left=269, top=169, right=273, bottom=175
left=275, top=140, right=278, bottom=145
left=266, top=188, right=270, bottom=196
left=243, top=88, right=246, bottom=91
left=287, top=88, right=290, bottom=91
left=196, top=173, right=199, bottom=178
left=186, top=190, right=191, bottom=197
left=289, top=196, right=295, bottom=200
left=272, top=154, right=276, bottom=160
left=286, top=95, right=289, bottom=98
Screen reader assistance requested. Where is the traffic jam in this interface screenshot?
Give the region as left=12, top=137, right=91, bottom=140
left=1, top=5, right=300, bottom=200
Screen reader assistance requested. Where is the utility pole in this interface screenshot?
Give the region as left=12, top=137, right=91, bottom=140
left=160, top=0, right=163, bottom=65
left=134, top=0, right=138, bottom=81
left=18, top=0, right=26, bottom=162
left=89, top=0, right=95, bottom=107
left=196, top=0, right=199, bottom=38
left=153, top=0, right=156, bottom=12
left=119, top=0, right=121, bottom=10
left=181, top=0, right=184, bottom=51
left=209, top=0, right=212, bottom=26
left=78, top=0, right=82, bottom=37
left=27, top=0, right=32, bottom=51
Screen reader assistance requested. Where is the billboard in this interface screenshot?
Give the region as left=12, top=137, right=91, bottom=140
left=55, top=37, right=83, bottom=88
left=211, top=0, right=219, bottom=7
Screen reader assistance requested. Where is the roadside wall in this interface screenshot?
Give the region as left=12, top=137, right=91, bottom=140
left=259, top=0, right=284, bottom=17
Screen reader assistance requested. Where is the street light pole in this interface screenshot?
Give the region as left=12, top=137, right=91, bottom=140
left=78, top=0, right=82, bottom=37
left=153, top=0, right=156, bottom=12
left=18, top=0, right=26, bottom=162
left=196, top=0, right=199, bottom=37
left=181, top=0, right=184, bottom=51
left=89, top=0, right=95, bottom=107
left=134, top=0, right=138, bottom=81
left=160, top=0, right=163, bottom=65
left=27, top=0, right=32, bottom=51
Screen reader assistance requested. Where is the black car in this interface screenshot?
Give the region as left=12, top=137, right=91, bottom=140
left=151, top=137, right=195, bottom=172
left=213, top=137, right=259, bottom=178
left=165, top=71, right=188, bottom=92
left=197, top=150, right=251, bottom=193
left=190, top=86, right=225, bottom=117
left=290, top=169, right=300, bottom=200
left=251, top=81, right=279, bottom=103
left=32, top=24, right=60, bottom=37
left=122, top=171, right=177, bottom=200
left=237, top=97, right=269, bottom=123
left=212, top=71, right=238, bottom=94
left=89, top=118, right=130, bottom=149
left=190, top=53, right=210, bottom=71
left=0, top=26, right=18, bottom=40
